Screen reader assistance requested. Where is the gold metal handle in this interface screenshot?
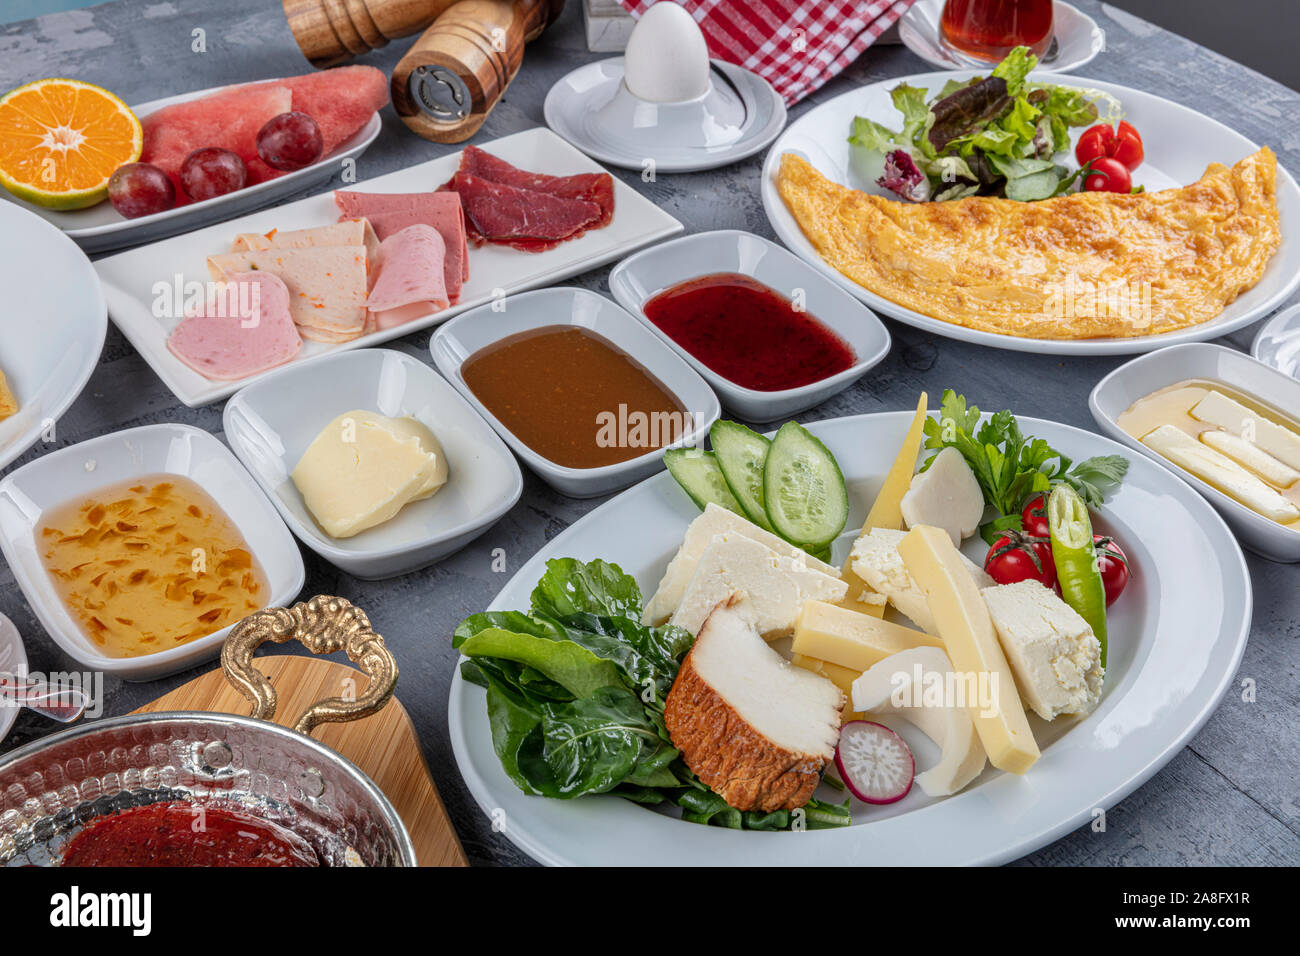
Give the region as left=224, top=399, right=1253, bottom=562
left=221, top=595, right=398, bottom=736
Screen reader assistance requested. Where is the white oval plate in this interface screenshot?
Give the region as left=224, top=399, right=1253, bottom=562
left=448, top=410, right=1251, bottom=865
left=0, top=80, right=382, bottom=255
left=0, top=612, right=29, bottom=744
left=898, top=0, right=1105, bottom=74
left=760, top=72, right=1300, bottom=355
left=0, top=202, right=106, bottom=473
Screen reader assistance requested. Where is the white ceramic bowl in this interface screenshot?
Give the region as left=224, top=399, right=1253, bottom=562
left=0, top=612, right=29, bottom=744
left=1089, top=343, right=1300, bottom=562
left=0, top=202, right=107, bottom=473
left=430, top=287, right=720, bottom=498
left=223, top=348, right=523, bottom=580
left=607, top=230, right=891, bottom=421
left=0, top=424, right=305, bottom=680
left=1251, top=302, right=1300, bottom=379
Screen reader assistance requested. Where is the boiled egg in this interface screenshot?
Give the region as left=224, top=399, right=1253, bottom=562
left=624, top=2, right=711, bottom=103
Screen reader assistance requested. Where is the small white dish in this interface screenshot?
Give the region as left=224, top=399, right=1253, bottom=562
left=0, top=81, right=383, bottom=255
left=430, top=287, right=720, bottom=498
left=0, top=612, right=29, bottom=744
left=545, top=59, right=786, bottom=173
left=0, top=202, right=107, bottom=473
left=608, top=230, right=891, bottom=420
left=0, top=424, right=305, bottom=680
left=94, top=127, right=684, bottom=408
left=1089, top=343, right=1300, bottom=562
left=224, top=348, right=523, bottom=580
left=1251, top=302, right=1300, bottom=379
left=898, top=0, right=1105, bottom=74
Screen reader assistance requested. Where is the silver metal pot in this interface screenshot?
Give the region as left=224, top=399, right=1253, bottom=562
left=0, top=596, right=417, bottom=867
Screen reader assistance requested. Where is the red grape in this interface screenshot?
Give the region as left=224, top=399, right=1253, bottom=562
left=179, top=147, right=247, bottom=201
left=107, top=162, right=176, bottom=219
left=256, top=111, right=323, bottom=172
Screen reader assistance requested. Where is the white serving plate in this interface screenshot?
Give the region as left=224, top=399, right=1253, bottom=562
left=430, top=287, right=720, bottom=498
left=1251, top=302, right=1300, bottom=379
left=1090, top=342, right=1300, bottom=562
left=608, top=230, right=891, bottom=420
left=0, top=612, right=29, bottom=744
left=0, top=203, right=107, bottom=473
left=0, top=81, right=383, bottom=254
left=94, top=127, right=684, bottom=407
left=449, top=410, right=1252, bottom=865
left=0, top=424, right=305, bottom=681
left=760, top=72, right=1300, bottom=355
left=224, top=348, right=523, bottom=580
left=898, top=0, right=1105, bottom=74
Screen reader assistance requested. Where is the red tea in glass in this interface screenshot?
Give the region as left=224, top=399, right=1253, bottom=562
left=940, top=0, right=1054, bottom=63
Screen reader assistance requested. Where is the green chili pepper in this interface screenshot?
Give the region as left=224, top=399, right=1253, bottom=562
left=1047, top=483, right=1108, bottom=666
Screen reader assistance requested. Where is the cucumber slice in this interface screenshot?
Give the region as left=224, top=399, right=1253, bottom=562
left=763, top=421, right=849, bottom=549
left=710, top=420, right=775, bottom=531
left=663, top=448, right=743, bottom=514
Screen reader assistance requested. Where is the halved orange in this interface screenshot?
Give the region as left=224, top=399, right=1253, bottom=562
left=0, top=78, right=142, bottom=210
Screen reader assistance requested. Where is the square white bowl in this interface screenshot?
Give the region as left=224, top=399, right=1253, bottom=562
left=607, top=229, right=892, bottom=421
left=223, top=348, right=523, bottom=580
left=1089, top=343, right=1300, bottom=562
left=430, top=288, right=720, bottom=498
left=0, top=424, right=305, bottom=680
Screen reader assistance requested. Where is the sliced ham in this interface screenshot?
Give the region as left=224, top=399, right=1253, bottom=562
left=166, top=272, right=301, bottom=381
left=333, top=190, right=468, bottom=300
left=366, top=225, right=450, bottom=331
left=207, top=246, right=369, bottom=339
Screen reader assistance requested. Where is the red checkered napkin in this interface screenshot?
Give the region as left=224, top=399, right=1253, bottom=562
left=617, top=0, right=916, bottom=105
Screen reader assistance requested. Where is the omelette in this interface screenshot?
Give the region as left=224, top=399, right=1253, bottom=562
left=777, top=148, right=1281, bottom=339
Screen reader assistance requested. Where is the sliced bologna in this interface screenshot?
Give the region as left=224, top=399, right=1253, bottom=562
left=334, top=190, right=469, bottom=300
left=166, top=272, right=301, bottom=381
left=366, top=225, right=450, bottom=331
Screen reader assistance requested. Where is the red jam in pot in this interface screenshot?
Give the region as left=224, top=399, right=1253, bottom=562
left=642, top=273, right=855, bottom=392
left=60, top=801, right=320, bottom=867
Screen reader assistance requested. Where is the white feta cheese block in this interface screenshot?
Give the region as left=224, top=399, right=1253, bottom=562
left=849, top=527, right=994, bottom=634
left=668, top=532, right=847, bottom=638
left=900, top=446, right=985, bottom=546
left=1199, top=430, right=1300, bottom=489
left=1142, top=424, right=1300, bottom=523
left=1190, top=390, right=1300, bottom=471
left=850, top=646, right=988, bottom=797
left=643, top=503, right=839, bottom=625
left=981, top=580, right=1103, bottom=721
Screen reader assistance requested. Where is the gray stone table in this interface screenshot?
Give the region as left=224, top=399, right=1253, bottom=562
left=1, top=0, right=1296, bottom=866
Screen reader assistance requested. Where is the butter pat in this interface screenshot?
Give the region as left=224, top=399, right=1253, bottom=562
left=792, top=600, right=942, bottom=672
left=1142, top=424, right=1299, bottom=523
left=897, top=525, right=1040, bottom=774
left=1190, top=390, right=1300, bottom=471
left=1199, top=430, right=1299, bottom=489
left=292, top=410, right=448, bottom=538
left=982, top=580, right=1103, bottom=720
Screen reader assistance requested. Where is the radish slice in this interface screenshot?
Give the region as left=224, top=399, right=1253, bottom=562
left=834, top=720, right=915, bottom=805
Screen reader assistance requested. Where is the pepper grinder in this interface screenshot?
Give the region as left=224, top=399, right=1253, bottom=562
left=282, top=0, right=564, bottom=142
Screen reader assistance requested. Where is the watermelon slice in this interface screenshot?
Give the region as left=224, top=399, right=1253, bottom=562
left=141, top=85, right=291, bottom=206
left=139, top=66, right=389, bottom=204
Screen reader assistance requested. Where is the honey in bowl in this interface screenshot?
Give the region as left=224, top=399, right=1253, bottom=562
left=37, top=476, right=268, bottom=658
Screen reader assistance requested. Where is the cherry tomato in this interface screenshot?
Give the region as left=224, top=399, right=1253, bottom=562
left=1083, top=156, right=1132, bottom=194
left=1020, top=493, right=1051, bottom=539
left=985, top=531, right=1057, bottom=589
left=1093, top=534, right=1130, bottom=606
left=1075, top=121, right=1144, bottom=172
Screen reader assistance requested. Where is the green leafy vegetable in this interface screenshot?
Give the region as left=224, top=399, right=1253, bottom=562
left=923, top=389, right=1129, bottom=543
left=454, top=558, right=849, bottom=830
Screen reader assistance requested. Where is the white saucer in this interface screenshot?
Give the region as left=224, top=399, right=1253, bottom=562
left=898, top=0, right=1105, bottom=73
left=1252, top=302, right=1300, bottom=379
left=544, top=58, right=786, bottom=173
left=0, top=612, right=29, bottom=744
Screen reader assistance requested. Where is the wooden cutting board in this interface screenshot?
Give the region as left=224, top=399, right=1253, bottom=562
left=134, top=655, right=466, bottom=867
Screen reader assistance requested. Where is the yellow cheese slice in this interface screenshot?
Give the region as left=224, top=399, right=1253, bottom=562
left=838, top=392, right=928, bottom=615
left=0, top=370, right=17, bottom=422
left=793, top=600, right=941, bottom=672
left=897, top=525, right=1040, bottom=774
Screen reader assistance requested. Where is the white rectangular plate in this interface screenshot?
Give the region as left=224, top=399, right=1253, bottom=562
left=94, top=127, right=685, bottom=407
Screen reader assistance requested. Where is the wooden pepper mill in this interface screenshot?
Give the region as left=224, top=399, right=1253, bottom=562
left=282, top=0, right=564, bottom=142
